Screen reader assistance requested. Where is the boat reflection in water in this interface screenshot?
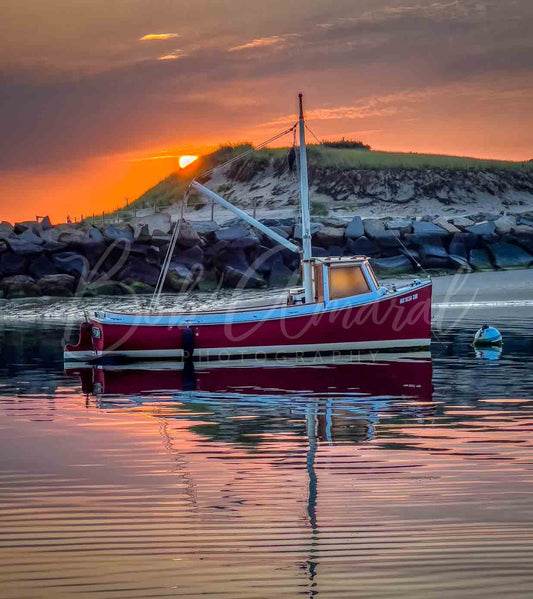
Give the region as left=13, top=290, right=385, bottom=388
left=67, top=352, right=433, bottom=444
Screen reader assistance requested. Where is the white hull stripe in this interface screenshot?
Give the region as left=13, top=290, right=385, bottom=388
left=64, top=338, right=431, bottom=361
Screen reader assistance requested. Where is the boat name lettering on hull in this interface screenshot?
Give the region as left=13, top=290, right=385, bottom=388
left=399, top=293, right=418, bottom=305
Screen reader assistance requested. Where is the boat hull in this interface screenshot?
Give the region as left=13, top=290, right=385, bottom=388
left=65, top=282, right=432, bottom=362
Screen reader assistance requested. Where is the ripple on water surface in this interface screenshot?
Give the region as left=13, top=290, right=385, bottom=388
left=0, top=307, right=532, bottom=598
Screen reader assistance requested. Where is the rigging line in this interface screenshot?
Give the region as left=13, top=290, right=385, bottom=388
left=389, top=229, right=432, bottom=279
left=150, top=184, right=191, bottom=311
left=196, top=123, right=298, bottom=180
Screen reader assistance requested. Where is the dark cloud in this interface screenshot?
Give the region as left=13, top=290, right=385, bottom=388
left=0, top=0, right=532, bottom=174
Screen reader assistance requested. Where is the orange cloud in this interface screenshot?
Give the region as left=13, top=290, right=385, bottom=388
left=140, top=33, right=180, bottom=41
left=157, top=49, right=185, bottom=61
left=229, top=34, right=298, bottom=52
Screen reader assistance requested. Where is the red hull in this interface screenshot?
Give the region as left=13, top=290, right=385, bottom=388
left=65, top=283, right=432, bottom=360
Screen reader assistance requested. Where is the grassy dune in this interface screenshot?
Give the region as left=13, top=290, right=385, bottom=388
left=307, top=147, right=533, bottom=171
left=126, top=143, right=532, bottom=212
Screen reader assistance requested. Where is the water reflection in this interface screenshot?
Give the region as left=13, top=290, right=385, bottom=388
left=67, top=354, right=434, bottom=597
left=68, top=353, right=433, bottom=445
left=1, top=312, right=533, bottom=598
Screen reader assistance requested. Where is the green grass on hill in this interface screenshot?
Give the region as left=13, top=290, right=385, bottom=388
left=124, top=143, right=532, bottom=213
left=307, top=147, right=533, bottom=171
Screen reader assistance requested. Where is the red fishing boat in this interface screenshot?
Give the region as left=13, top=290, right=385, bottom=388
left=65, top=95, right=432, bottom=363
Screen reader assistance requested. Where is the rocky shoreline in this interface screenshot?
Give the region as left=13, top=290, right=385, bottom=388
left=1, top=210, right=533, bottom=299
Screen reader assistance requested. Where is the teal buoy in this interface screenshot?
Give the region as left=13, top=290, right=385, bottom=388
left=473, top=324, right=502, bottom=347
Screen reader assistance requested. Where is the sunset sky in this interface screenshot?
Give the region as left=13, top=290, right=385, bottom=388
left=1, top=0, right=532, bottom=223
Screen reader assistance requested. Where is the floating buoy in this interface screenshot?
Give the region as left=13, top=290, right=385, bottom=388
left=473, top=324, right=502, bottom=347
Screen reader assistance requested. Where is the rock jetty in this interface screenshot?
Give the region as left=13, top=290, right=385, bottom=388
left=1, top=211, right=533, bottom=298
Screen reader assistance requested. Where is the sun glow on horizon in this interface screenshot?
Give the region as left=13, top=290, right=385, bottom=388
left=179, top=155, right=199, bottom=168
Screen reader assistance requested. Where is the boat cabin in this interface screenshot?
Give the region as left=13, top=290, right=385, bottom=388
left=288, top=256, right=381, bottom=305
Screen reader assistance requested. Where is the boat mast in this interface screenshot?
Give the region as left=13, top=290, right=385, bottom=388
left=298, top=93, right=314, bottom=303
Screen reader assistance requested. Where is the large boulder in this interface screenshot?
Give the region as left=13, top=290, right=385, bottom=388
left=508, top=225, right=533, bottom=254
left=221, top=265, right=265, bottom=289
left=418, top=239, right=450, bottom=269
left=129, top=243, right=161, bottom=266
left=467, top=221, right=497, bottom=239
left=83, top=281, right=128, bottom=296
left=345, top=236, right=379, bottom=257
left=172, top=245, right=204, bottom=267
left=176, top=220, right=201, bottom=248
left=449, top=255, right=473, bottom=273
left=469, top=248, right=493, bottom=271
left=345, top=216, right=364, bottom=239
left=269, top=264, right=298, bottom=288
left=449, top=233, right=477, bottom=259
left=487, top=242, right=533, bottom=270
left=117, top=260, right=161, bottom=287
left=35, top=274, right=76, bottom=297
left=216, top=223, right=254, bottom=242
left=371, top=255, right=413, bottom=276
left=19, top=229, right=43, bottom=245
left=29, top=255, right=59, bottom=278
left=0, top=222, right=14, bottom=238
left=450, top=216, right=475, bottom=229
left=254, top=249, right=285, bottom=275
left=363, top=219, right=386, bottom=239
left=189, top=220, right=220, bottom=235
left=386, top=217, right=412, bottom=235
left=103, top=224, right=134, bottom=243
left=229, top=237, right=260, bottom=251
left=494, top=215, right=516, bottom=235
left=432, top=217, right=460, bottom=235
left=0, top=275, right=39, bottom=298
left=166, top=262, right=195, bottom=291
left=320, top=216, right=348, bottom=228
left=67, top=240, right=107, bottom=268
left=259, top=226, right=290, bottom=248
left=412, top=221, right=448, bottom=237
left=313, top=226, right=345, bottom=249
left=43, top=240, right=68, bottom=252
left=130, top=212, right=171, bottom=236
left=88, top=226, right=104, bottom=243
left=52, top=252, right=89, bottom=278
left=5, top=239, right=43, bottom=256
left=373, top=230, right=401, bottom=252
left=0, top=253, right=26, bottom=276
left=14, top=221, right=37, bottom=234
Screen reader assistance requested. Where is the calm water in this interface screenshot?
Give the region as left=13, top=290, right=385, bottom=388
left=1, top=295, right=533, bottom=598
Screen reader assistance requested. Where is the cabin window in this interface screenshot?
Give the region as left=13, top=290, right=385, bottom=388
left=328, top=265, right=371, bottom=300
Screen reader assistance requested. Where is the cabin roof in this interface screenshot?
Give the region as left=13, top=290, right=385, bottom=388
left=311, top=255, right=369, bottom=266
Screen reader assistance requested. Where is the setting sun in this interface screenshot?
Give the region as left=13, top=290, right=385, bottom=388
left=179, top=155, right=199, bottom=168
